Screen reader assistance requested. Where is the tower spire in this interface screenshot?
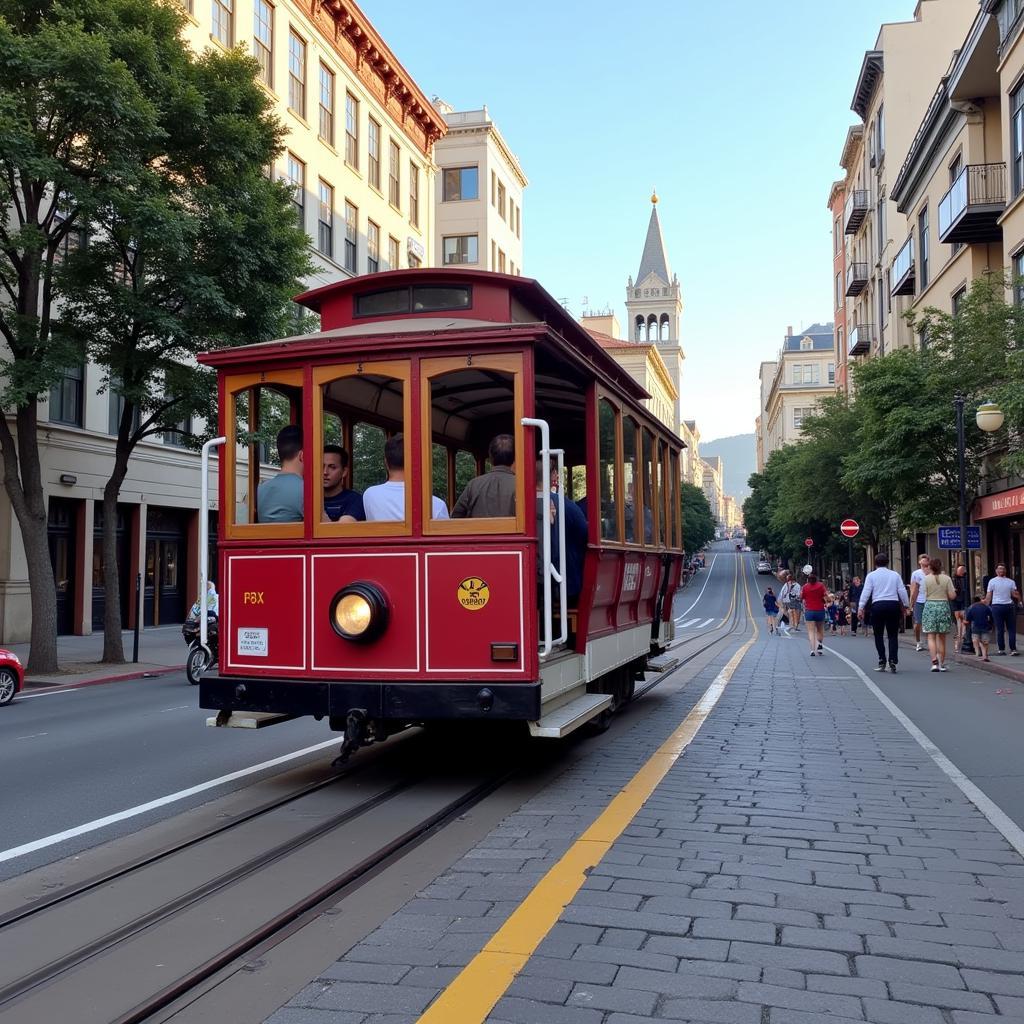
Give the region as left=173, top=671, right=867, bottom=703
left=636, top=196, right=672, bottom=284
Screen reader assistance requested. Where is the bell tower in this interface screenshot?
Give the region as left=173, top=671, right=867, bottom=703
left=625, top=192, right=684, bottom=431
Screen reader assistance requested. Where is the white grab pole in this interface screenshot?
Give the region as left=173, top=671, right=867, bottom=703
left=199, top=436, right=226, bottom=655
left=554, top=448, right=567, bottom=646
left=521, top=417, right=553, bottom=657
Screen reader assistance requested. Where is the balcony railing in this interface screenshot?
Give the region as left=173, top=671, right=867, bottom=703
left=844, top=190, right=869, bottom=234
left=845, top=262, right=869, bottom=297
left=891, top=237, right=915, bottom=296
left=848, top=324, right=874, bottom=357
left=938, top=163, right=1006, bottom=244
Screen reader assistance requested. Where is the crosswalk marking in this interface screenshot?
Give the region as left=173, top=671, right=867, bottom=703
left=697, top=617, right=714, bottom=628
left=678, top=617, right=700, bottom=627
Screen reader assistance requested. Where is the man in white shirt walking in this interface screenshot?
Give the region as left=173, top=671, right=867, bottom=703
left=363, top=435, right=449, bottom=522
left=908, top=553, right=930, bottom=652
left=985, top=563, right=1020, bottom=656
left=859, top=553, right=910, bottom=674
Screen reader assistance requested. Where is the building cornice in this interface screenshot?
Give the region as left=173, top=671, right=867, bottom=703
left=440, top=121, right=528, bottom=187
left=309, top=0, right=447, bottom=156
left=851, top=51, right=883, bottom=121
left=827, top=178, right=845, bottom=208
left=839, top=124, right=864, bottom=170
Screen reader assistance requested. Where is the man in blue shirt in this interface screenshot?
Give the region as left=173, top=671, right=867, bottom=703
left=551, top=468, right=587, bottom=601
left=322, top=444, right=365, bottom=522
left=256, top=425, right=304, bottom=523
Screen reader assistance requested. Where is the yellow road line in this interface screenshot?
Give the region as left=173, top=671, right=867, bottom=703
left=417, top=559, right=757, bottom=1024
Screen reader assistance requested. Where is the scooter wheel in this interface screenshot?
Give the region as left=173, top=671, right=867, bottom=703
left=185, top=646, right=208, bottom=685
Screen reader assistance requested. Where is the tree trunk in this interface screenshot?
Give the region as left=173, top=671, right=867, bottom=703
left=101, top=445, right=132, bottom=664
left=0, top=403, right=60, bottom=674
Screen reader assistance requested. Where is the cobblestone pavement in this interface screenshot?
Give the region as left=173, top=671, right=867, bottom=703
left=267, top=629, right=1024, bottom=1024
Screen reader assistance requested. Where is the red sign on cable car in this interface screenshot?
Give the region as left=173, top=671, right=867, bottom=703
left=840, top=519, right=859, bottom=538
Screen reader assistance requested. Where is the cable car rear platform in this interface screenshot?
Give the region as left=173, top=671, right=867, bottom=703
left=262, top=633, right=1024, bottom=1024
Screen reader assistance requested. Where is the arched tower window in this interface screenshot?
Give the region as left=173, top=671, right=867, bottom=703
left=659, top=314, right=670, bottom=342
left=635, top=315, right=644, bottom=341
left=646, top=314, right=657, bottom=342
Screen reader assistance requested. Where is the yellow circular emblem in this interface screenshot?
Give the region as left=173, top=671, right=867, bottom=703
left=457, top=577, right=490, bottom=611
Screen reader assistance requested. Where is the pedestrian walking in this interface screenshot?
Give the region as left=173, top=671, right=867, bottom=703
left=951, top=564, right=968, bottom=650
left=763, top=587, right=779, bottom=635
left=985, top=563, right=1021, bottom=656
left=858, top=552, right=909, bottom=673
left=801, top=573, right=828, bottom=657
left=848, top=576, right=863, bottom=636
left=908, top=553, right=931, bottom=652
left=778, top=571, right=803, bottom=631
left=965, top=594, right=994, bottom=662
left=922, top=556, right=956, bottom=672
left=836, top=598, right=849, bottom=637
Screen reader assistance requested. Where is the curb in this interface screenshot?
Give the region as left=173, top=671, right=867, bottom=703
left=23, top=665, right=181, bottom=693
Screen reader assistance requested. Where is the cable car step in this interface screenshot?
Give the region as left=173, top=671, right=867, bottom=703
left=647, top=656, right=680, bottom=673
left=206, top=711, right=297, bottom=729
left=529, top=693, right=613, bottom=738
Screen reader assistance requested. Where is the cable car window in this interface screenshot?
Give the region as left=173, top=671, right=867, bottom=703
left=313, top=361, right=411, bottom=537
left=598, top=398, right=619, bottom=542
left=622, top=417, right=639, bottom=544
left=669, top=450, right=681, bottom=549
left=421, top=354, right=524, bottom=535
left=354, top=288, right=408, bottom=317
left=658, top=440, right=668, bottom=547
left=412, top=285, right=470, bottom=312
left=642, top=428, right=657, bottom=545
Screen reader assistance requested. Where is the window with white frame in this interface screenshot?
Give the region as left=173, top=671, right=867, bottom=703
left=317, top=180, right=333, bottom=258
left=253, top=0, right=273, bottom=85
left=345, top=92, right=358, bottom=168
left=443, top=235, right=478, bottom=265
left=827, top=362, right=835, bottom=385
left=442, top=166, right=478, bottom=201
left=212, top=0, right=233, bottom=46
left=288, top=29, right=305, bottom=119
left=286, top=153, right=304, bottom=228
left=368, top=119, right=381, bottom=190
left=409, top=161, right=419, bottom=228
left=344, top=200, right=357, bottom=273
left=388, top=140, right=400, bottom=208
left=318, top=64, right=334, bottom=145
left=388, top=235, right=399, bottom=270
left=367, top=220, right=380, bottom=273
left=793, top=406, right=813, bottom=429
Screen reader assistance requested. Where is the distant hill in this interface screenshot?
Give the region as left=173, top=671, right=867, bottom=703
left=700, top=433, right=756, bottom=503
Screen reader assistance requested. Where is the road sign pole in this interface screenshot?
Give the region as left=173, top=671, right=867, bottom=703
left=848, top=538, right=854, bottom=584
left=955, top=392, right=971, bottom=601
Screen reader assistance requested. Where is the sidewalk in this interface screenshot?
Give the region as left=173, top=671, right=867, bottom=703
left=6, top=626, right=186, bottom=688
left=265, top=623, right=1024, bottom=1023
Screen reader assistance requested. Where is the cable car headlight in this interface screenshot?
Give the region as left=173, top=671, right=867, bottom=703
left=329, top=582, right=389, bottom=642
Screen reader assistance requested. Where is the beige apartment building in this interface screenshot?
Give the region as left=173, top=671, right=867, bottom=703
left=840, top=0, right=977, bottom=373
left=0, top=0, right=446, bottom=642
left=431, top=102, right=526, bottom=275
left=701, top=456, right=724, bottom=528
left=755, top=360, right=777, bottom=471
left=679, top=419, right=701, bottom=487
left=760, top=325, right=835, bottom=462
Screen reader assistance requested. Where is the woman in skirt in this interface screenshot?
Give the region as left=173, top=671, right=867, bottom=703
left=922, top=556, right=956, bottom=672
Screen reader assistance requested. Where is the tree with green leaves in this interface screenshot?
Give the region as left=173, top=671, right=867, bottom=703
left=0, top=0, right=205, bottom=671
left=54, top=17, right=311, bottom=663
left=680, top=481, right=714, bottom=555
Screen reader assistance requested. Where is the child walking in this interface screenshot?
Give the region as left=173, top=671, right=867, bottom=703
left=763, top=587, right=780, bottom=635
left=965, top=594, right=994, bottom=662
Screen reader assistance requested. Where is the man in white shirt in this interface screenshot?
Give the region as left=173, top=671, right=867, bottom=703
left=859, top=552, right=910, bottom=674
left=908, top=553, right=931, bottom=652
left=985, top=563, right=1020, bottom=656
left=363, top=434, right=450, bottom=522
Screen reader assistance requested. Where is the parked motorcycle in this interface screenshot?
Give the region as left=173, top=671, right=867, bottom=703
left=183, top=610, right=218, bottom=685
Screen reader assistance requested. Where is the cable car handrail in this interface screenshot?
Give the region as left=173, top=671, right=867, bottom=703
left=199, top=436, right=226, bottom=655
left=521, top=417, right=567, bottom=657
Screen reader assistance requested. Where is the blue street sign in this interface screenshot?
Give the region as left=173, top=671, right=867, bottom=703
left=937, top=526, right=981, bottom=550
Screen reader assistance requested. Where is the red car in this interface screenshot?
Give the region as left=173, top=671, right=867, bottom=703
left=0, top=649, right=24, bottom=705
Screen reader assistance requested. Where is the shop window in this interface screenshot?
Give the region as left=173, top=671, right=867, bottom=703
left=422, top=355, right=524, bottom=534
left=622, top=416, right=640, bottom=544
left=598, top=398, right=619, bottom=542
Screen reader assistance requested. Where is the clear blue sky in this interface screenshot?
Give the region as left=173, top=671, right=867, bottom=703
left=361, top=0, right=913, bottom=443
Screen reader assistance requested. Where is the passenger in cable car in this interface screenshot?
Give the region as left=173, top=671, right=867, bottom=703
left=322, top=444, right=365, bottom=523
left=451, top=434, right=516, bottom=518
left=535, top=460, right=560, bottom=596
left=363, top=434, right=449, bottom=521
left=551, top=467, right=587, bottom=602
left=256, top=425, right=304, bottom=523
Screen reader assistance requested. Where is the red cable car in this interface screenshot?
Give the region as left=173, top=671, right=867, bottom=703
left=196, top=269, right=685, bottom=760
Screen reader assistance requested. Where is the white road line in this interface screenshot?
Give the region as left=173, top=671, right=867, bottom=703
left=158, top=705, right=191, bottom=713
left=697, top=618, right=715, bottom=628
left=13, top=687, right=87, bottom=701
left=677, top=618, right=701, bottom=628
left=829, top=647, right=1024, bottom=859
left=0, top=738, right=340, bottom=865
left=678, top=554, right=719, bottom=618
left=16, top=732, right=48, bottom=740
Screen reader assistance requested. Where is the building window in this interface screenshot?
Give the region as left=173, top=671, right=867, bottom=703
left=54, top=209, right=87, bottom=262
left=253, top=0, right=273, bottom=86
left=490, top=240, right=496, bottom=269
left=885, top=268, right=892, bottom=313
left=837, top=328, right=844, bottom=358
left=875, top=104, right=885, bottom=162
left=344, top=200, right=357, bottom=273
left=164, top=411, right=192, bottom=447
left=800, top=337, right=813, bottom=351
left=516, top=205, right=521, bottom=239
left=317, top=180, right=333, bottom=258
left=490, top=171, right=496, bottom=207
left=835, top=272, right=842, bottom=311
left=345, top=92, right=358, bottom=168
left=827, top=362, right=835, bottom=385
left=49, top=365, right=83, bottom=426
left=442, top=166, right=479, bottom=201
left=952, top=286, right=967, bottom=316
left=108, top=380, right=140, bottom=436
left=879, top=279, right=886, bottom=328
left=388, top=140, right=400, bottom=208
left=443, top=234, right=478, bottom=265
left=1014, top=82, right=1024, bottom=196
left=918, top=206, right=929, bottom=291
left=388, top=235, right=400, bottom=270
left=409, top=162, right=419, bottom=228
left=833, top=216, right=841, bottom=255
left=367, top=220, right=380, bottom=273
left=877, top=190, right=886, bottom=259
left=212, top=0, right=233, bottom=46
left=286, top=153, right=304, bottom=229
left=318, top=64, right=334, bottom=145
left=368, top=119, right=381, bottom=190
left=497, top=180, right=506, bottom=220
left=288, top=29, right=306, bottom=119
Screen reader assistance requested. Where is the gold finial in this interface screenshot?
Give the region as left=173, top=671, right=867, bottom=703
left=651, top=189, right=658, bottom=204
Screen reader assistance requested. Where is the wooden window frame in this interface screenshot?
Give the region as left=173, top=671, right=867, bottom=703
left=622, top=415, right=643, bottom=548
left=312, top=360, right=412, bottom=539
left=642, top=427, right=660, bottom=550
left=595, top=390, right=624, bottom=546
left=419, top=353, right=526, bottom=537
left=223, top=369, right=305, bottom=541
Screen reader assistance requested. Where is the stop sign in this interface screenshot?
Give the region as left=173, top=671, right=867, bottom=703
left=840, top=519, right=859, bottom=538
left=804, top=538, right=814, bottom=548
